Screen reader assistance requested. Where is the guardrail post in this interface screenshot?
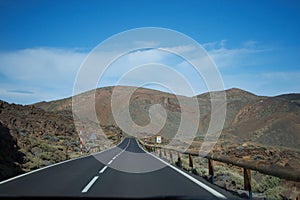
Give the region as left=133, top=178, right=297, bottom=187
left=189, top=154, right=194, bottom=169
left=208, top=159, right=214, bottom=184
left=169, top=150, right=173, bottom=164
left=176, top=152, right=182, bottom=168
left=244, top=168, right=252, bottom=199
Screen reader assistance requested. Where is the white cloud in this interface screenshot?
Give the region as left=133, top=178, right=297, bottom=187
left=203, top=40, right=272, bottom=68
left=133, top=40, right=160, bottom=47
left=162, top=45, right=196, bottom=54
left=174, top=40, right=269, bottom=71
left=0, top=47, right=86, bottom=82
left=100, top=41, right=268, bottom=96
left=199, top=40, right=300, bottom=95
left=202, top=40, right=226, bottom=49
left=97, top=46, right=210, bottom=95
left=126, top=48, right=167, bottom=63
left=0, top=48, right=87, bottom=104
left=0, top=41, right=295, bottom=104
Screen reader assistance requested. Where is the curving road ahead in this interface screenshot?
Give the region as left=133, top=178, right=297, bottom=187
left=0, top=138, right=241, bottom=199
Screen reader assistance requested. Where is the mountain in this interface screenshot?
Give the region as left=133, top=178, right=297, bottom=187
left=35, top=86, right=300, bottom=150
left=36, top=86, right=187, bottom=138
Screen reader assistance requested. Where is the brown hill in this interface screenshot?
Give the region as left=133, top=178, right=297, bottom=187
left=35, top=86, right=300, bottom=150
left=224, top=96, right=300, bottom=148
left=36, top=86, right=186, bottom=138
left=195, top=88, right=264, bottom=137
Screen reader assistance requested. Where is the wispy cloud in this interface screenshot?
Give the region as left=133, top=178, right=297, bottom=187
left=7, top=89, right=34, bottom=94
left=133, top=40, right=160, bottom=47
left=0, top=47, right=87, bottom=104
left=202, top=40, right=226, bottom=49
left=0, top=41, right=297, bottom=104
left=200, top=40, right=300, bottom=95
left=243, top=40, right=258, bottom=48
left=203, top=40, right=272, bottom=68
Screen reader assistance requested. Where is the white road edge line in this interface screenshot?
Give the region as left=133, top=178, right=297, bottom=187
left=0, top=153, right=90, bottom=185
left=0, top=139, right=125, bottom=185
left=81, top=176, right=99, bottom=193
left=136, top=139, right=227, bottom=199
left=99, top=166, right=108, bottom=174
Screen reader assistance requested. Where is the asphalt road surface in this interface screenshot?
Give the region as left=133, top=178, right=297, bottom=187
left=0, top=138, right=242, bottom=199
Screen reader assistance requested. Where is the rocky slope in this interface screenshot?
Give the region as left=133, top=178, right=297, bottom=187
left=0, top=121, right=24, bottom=180
left=0, top=100, right=122, bottom=181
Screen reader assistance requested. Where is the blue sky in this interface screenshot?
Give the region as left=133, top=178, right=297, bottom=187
left=0, top=0, right=300, bottom=104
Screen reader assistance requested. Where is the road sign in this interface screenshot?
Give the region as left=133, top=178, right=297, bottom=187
left=156, top=136, right=162, bottom=144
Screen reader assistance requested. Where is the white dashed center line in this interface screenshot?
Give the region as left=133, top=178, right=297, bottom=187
left=106, top=139, right=131, bottom=166
left=81, top=139, right=132, bottom=194
left=99, top=166, right=108, bottom=174
left=81, top=176, right=99, bottom=193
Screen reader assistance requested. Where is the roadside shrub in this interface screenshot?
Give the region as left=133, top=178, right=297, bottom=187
left=254, top=175, right=282, bottom=199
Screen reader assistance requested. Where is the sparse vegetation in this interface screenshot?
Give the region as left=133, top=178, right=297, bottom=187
left=0, top=99, right=122, bottom=181
left=253, top=175, right=282, bottom=199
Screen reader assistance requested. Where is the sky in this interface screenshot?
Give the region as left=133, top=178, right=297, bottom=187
left=0, top=0, right=300, bottom=104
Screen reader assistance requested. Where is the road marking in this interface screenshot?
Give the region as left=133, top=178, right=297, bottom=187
left=0, top=154, right=92, bottom=185
left=81, top=176, right=99, bottom=193
left=136, top=139, right=227, bottom=199
left=84, top=139, right=131, bottom=193
left=121, top=139, right=130, bottom=153
left=99, top=166, right=108, bottom=174
left=0, top=139, right=125, bottom=185
left=106, top=139, right=131, bottom=165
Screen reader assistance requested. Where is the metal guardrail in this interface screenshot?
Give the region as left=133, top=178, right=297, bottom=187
left=138, top=140, right=300, bottom=199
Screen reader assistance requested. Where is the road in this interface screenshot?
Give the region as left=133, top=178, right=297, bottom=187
left=0, top=138, right=241, bottom=199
